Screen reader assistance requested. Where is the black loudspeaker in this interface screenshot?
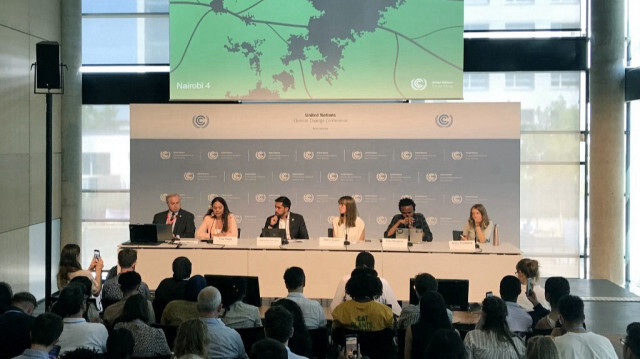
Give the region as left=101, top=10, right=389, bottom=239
left=36, top=41, right=61, bottom=89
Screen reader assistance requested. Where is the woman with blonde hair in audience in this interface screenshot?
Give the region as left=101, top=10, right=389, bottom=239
left=515, top=258, right=549, bottom=311
left=173, top=318, right=209, bottom=359
left=526, top=335, right=559, bottom=359
left=57, top=244, right=103, bottom=296
left=332, top=195, right=365, bottom=242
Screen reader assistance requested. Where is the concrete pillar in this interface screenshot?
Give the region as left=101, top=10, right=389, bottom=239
left=589, top=0, right=625, bottom=283
left=60, top=0, right=82, bottom=247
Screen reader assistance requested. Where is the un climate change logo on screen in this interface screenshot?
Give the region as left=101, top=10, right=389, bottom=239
left=353, top=194, right=362, bottom=203
left=160, top=151, right=171, bottom=160
left=327, top=172, right=339, bottom=182
left=184, top=172, right=195, bottom=181
left=377, top=216, right=388, bottom=225
left=427, top=217, right=438, bottom=226
left=207, top=151, right=219, bottom=160
left=451, top=195, right=463, bottom=204
left=411, top=78, right=427, bottom=91
left=255, top=151, right=266, bottom=160
left=401, top=151, right=412, bottom=160
left=235, top=215, right=242, bottom=224
left=435, top=114, right=453, bottom=128
left=376, top=173, right=388, bottom=182
left=426, top=173, right=438, bottom=182
left=192, top=115, right=209, bottom=128
left=303, top=151, right=314, bottom=160
left=352, top=151, right=363, bottom=160
left=328, top=216, right=336, bottom=224
left=160, top=193, right=168, bottom=202
left=208, top=194, right=218, bottom=202
left=303, top=194, right=314, bottom=203
left=451, top=151, right=464, bottom=160
left=231, top=172, right=243, bottom=181
left=255, top=194, right=267, bottom=203
left=279, top=172, right=291, bottom=182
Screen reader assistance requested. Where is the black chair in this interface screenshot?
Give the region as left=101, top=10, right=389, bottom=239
left=235, top=326, right=266, bottom=354
left=396, top=328, right=406, bottom=359
left=151, top=324, right=178, bottom=350
left=309, top=326, right=329, bottom=359
left=331, top=327, right=395, bottom=359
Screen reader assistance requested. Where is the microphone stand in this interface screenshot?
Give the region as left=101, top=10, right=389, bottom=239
left=343, top=222, right=350, bottom=247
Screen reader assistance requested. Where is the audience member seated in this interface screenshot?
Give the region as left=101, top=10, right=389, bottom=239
left=55, top=283, right=108, bottom=354
left=404, top=291, right=454, bottom=359
left=497, top=275, right=532, bottom=333
left=198, top=286, right=247, bottom=359
left=423, top=329, right=466, bottom=359
left=528, top=276, right=570, bottom=331
left=59, top=348, right=101, bottom=359
left=101, top=249, right=150, bottom=307
left=11, top=313, right=64, bottom=359
left=69, top=276, right=101, bottom=323
left=526, top=336, right=559, bottom=359
left=331, top=251, right=401, bottom=316
left=552, top=295, right=616, bottom=358
left=221, top=277, right=262, bottom=329
left=515, top=258, right=549, bottom=311
left=161, top=275, right=207, bottom=326
left=103, top=272, right=155, bottom=328
left=57, top=244, right=103, bottom=296
left=153, top=257, right=192, bottom=322
left=463, top=296, right=526, bottom=358
left=397, top=273, right=453, bottom=330
left=105, top=328, right=135, bottom=359
left=113, top=295, right=171, bottom=358
left=332, top=267, right=393, bottom=332
left=0, top=282, right=12, bottom=315
left=272, top=299, right=313, bottom=358
left=174, top=318, right=210, bottom=359
left=264, top=306, right=308, bottom=359
left=250, top=338, right=288, bottom=359
left=624, top=322, right=640, bottom=359
left=277, top=266, right=326, bottom=330
left=0, top=292, right=37, bottom=359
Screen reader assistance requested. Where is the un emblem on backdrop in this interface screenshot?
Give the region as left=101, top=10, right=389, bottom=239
left=411, top=78, right=427, bottom=91
left=207, top=151, right=219, bottom=160
left=160, top=151, right=171, bottom=160
left=208, top=194, right=218, bottom=201
left=327, top=172, right=339, bottom=182
left=192, top=115, right=209, bottom=128
left=376, top=173, right=388, bottom=182
left=279, top=172, right=291, bottom=182
left=160, top=193, right=168, bottom=202
left=255, top=151, right=266, bottom=160
left=401, top=151, right=413, bottom=160
left=328, top=216, right=336, bottom=224
left=303, top=194, right=314, bottom=203
left=401, top=194, right=412, bottom=200
left=427, top=217, right=438, bottom=226
left=377, top=216, right=388, bottom=225
left=235, top=215, right=242, bottom=224
left=303, top=151, right=314, bottom=160
left=451, top=151, right=463, bottom=160
left=451, top=195, right=463, bottom=204
left=231, top=172, right=243, bottom=181
left=426, top=173, right=438, bottom=182
left=353, top=194, right=362, bottom=203
left=435, top=114, right=453, bottom=128
left=255, top=194, right=266, bottom=203
left=351, top=151, right=363, bottom=160
left=184, top=172, right=195, bottom=181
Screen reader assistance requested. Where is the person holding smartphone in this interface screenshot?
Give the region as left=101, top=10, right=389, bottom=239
left=56, top=244, right=104, bottom=296
left=515, top=258, right=549, bottom=311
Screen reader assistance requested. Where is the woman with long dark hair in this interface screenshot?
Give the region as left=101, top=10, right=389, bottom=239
left=57, top=244, right=103, bottom=295
left=464, top=296, right=525, bottom=359
left=196, top=197, right=238, bottom=239
left=332, top=195, right=365, bottom=242
left=404, top=291, right=453, bottom=359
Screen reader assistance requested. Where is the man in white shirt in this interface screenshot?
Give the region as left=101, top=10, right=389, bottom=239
left=330, top=251, right=401, bottom=316
left=553, top=295, right=616, bottom=359
left=278, top=266, right=326, bottom=329
left=56, top=284, right=108, bottom=354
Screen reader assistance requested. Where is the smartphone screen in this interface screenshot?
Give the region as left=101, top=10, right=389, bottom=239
left=345, top=335, right=358, bottom=359
left=48, top=345, right=61, bottom=359
left=485, top=291, right=493, bottom=298
left=93, top=249, right=100, bottom=259
left=526, top=278, right=534, bottom=295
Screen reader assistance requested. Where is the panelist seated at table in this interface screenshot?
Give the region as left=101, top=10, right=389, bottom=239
left=196, top=197, right=238, bottom=239
left=262, top=196, right=309, bottom=240
left=332, top=195, right=365, bottom=242
left=152, top=193, right=196, bottom=238
left=461, top=203, right=495, bottom=244
left=384, top=197, right=433, bottom=242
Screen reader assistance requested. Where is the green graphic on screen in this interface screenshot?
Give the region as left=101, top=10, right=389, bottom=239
left=170, top=0, right=463, bottom=101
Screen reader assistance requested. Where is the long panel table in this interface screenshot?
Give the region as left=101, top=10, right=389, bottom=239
left=123, top=239, right=521, bottom=303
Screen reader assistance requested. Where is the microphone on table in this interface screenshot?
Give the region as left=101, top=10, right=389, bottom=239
left=344, top=221, right=350, bottom=246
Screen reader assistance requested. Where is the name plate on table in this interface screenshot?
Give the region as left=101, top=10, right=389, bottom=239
left=382, top=238, right=408, bottom=249
left=448, top=240, right=476, bottom=252
left=256, top=237, right=282, bottom=247
left=318, top=237, right=344, bottom=248
left=213, top=236, right=238, bottom=246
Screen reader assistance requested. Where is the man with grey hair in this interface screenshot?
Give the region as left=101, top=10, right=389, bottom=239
left=198, top=286, right=247, bottom=359
left=152, top=193, right=195, bottom=238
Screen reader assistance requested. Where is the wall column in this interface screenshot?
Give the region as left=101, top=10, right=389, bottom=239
left=589, top=0, right=625, bottom=283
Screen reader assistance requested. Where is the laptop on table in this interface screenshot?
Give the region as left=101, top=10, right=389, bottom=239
left=128, top=224, right=174, bottom=245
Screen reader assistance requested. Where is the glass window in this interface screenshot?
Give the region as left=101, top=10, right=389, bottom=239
left=505, top=72, right=535, bottom=90
left=464, top=0, right=583, bottom=31
left=82, top=0, right=168, bottom=14
left=463, top=73, right=490, bottom=91
left=630, top=101, right=640, bottom=293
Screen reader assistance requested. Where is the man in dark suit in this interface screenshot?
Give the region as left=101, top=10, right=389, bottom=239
left=263, top=196, right=309, bottom=239
left=152, top=193, right=196, bottom=238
